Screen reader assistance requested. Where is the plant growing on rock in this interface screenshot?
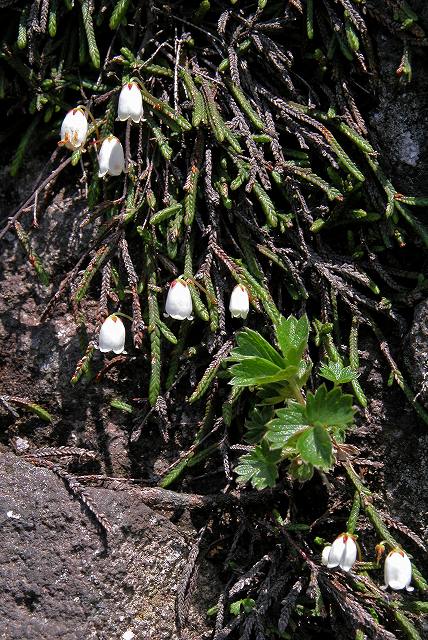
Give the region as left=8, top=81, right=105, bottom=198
left=2, top=1, right=428, bottom=638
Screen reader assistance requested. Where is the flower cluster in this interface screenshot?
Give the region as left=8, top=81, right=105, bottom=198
left=322, top=533, right=357, bottom=573
left=321, top=534, right=414, bottom=592
left=59, top=82, right=146, bottom=178
left=59, top=93, right=253, bottom=354
left=97, top=282, right=250, bottom=354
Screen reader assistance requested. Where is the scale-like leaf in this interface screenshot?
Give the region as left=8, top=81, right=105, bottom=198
left=266, top=403, right=308, bottom=449
left=235, top=441, right=281, bottom=489
left=297, top=425, right=333, bottom=470
left=275, top=315, right=309, bottom=366
left=306, top=384, right=355, bottom=428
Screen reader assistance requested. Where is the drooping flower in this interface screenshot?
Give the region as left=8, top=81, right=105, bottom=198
left=59, top=108, right=88, bottom=150
left=383, top=549, right=414, bottom=591
left=327, top=533, right=357, bottom=572
left=164, top=279, right=193, bottom=321
left=117, top=82, right=143, bottom=123
left=321, top=545, right=332, bottom=566
left=98, top=135, right=125, bottom=177
left=98, top=314, right=126, bottom=354
left=229, top=284, right=250, bottom=319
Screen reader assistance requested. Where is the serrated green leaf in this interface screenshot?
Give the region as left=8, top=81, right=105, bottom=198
left=230, top=357, right=298, bottom=387
left=306, top=384, right=355, bottom=428
left=244, top=405, right=274, bottom=444
left=235, top=441, right=281, bottom=489
left=275, top=315, right=309, bottom=366
left=297, top=425, right=333, bottom=469
left=319, top=362, right=357, bottom=384
left=288, top=458, right=314, bottom=482
left=266, top=403, right=309, bottom=449
left=256, top=383, right=294, bottom=405
left=229, top=328, right=285, bottom=368
left=296, top=358, right=313, bottom=387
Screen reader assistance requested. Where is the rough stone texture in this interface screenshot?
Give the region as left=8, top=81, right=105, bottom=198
left=370, top=3, right=428, bottom=195
left=404, top=298, right=428, bottom=408
left=0, top=166, right=219, bottom=639
left=367, top=4, right=428, bottom=542
left=0, top=452, right=215, bottom=640
left=354, top=335, right=428, bottom=541
left=0, top=173, right=128, bottom=473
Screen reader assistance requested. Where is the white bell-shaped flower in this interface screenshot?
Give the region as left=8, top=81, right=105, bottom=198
left=229, top=284, right=250, bottom=319
left=59, top=108, right=88, bottom=150
left=383, top=550, right=414, bottom=591
left=98, top=135, right=125, bottom=177
left=164, top=279, right=193, bottom=321
left=117, top=82, right=143, bottom=123
left=321, top=545, right=332, bottom=566
left=98, top=314, right=126, bottom=354
left=327, top=533, right=357, bottom=572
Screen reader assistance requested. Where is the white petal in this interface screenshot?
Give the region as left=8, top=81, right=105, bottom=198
left=384, top=551, right=413, bottom=591
left=165, top=280, right=193, bottom=320
left=60, top=109, right=88, bottom=149
left=327, top=536, right=345, bottom=568
left=117, top=83, right=143, bottom=123
left=98, top=315, right=126, bottom=354
left=98, top=136, right=124, bottom=177
left=98, top=139, right=111, bottom=177
left=340, top=537, right=357, bottom=572
left=229, top=285, right=250, bottom=319
left=321, top=545, right=332, bottom=566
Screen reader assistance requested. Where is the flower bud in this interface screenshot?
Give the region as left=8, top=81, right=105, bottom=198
left=375, top=542, right=385, bottom=564
left=321, top=545, right=332, bottom=566
left=98, top=135, right=125, bottom=177
left=117, top=82, right=143, bottom=123
left=98, top=314, right=126, bottom=354
left=229, top=284, right=250, bottom=319
left=383, top=549, right=414, bottom=591
left=164, top=279, right=193, bottom=321
left=59, top=108, right=88, bottom=150
left=327, top=533, right=357, bottom=572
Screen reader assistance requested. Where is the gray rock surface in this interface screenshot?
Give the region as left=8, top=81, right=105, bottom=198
left=405, top=298, right=428, bottom=408
left=0, top=452, right=215, bottom=640
left=370, top=25, right=428, bottom=195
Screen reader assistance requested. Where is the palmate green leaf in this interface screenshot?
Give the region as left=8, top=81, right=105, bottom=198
left=306, top=384, right=355, bottom=428
left=244, top=405, right=274, bottom=444
left=275, top=315, right=309, bottom=366
left=297, top=425, right=333, bottom=470
left=235, top=441, right=281, bottom=489
left=230, top=357, right=298, bottom=387
left=319, top=361, right=357, bottom=384
left=229, top=328, right=285, bottom=368
left=265, top=403, right=308, bottom=449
